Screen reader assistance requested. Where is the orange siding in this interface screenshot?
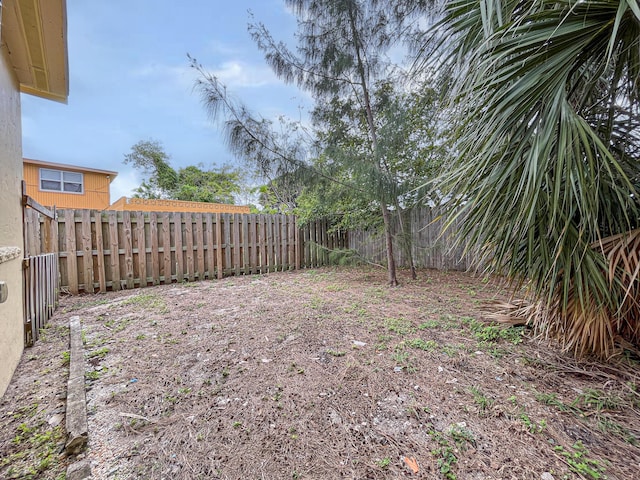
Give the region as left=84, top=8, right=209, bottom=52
left=109, top=196, right=250, bottom=214
left=23, top=163, right=112, bottom=210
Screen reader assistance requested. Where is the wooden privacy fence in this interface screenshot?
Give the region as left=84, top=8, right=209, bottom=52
left=348, top=206, right=475, bottom=271
left=23, top=253, right=59, bottom=345
left=22, top=186, right=60, bottom=346
left=23, top=206, right=471, bottom=296
left=35, top=210, right=346, bottom=294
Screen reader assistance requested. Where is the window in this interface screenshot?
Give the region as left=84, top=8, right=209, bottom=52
left=39, top=168, right=84, bottom=193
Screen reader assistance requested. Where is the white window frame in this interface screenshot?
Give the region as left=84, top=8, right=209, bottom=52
left=39, top=168, right=84, bottom=194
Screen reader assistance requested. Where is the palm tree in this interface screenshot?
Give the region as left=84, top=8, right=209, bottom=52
left=436, top=0, right=640, bottom=357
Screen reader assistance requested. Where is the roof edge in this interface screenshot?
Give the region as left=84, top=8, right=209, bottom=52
left=23, top=158, right=119, bottom=179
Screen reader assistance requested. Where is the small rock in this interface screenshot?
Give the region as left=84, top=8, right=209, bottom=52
left=541, top=473, right=555, bottom=480
left=352, top=340, right=366, bottom=347
left=495, top=376, right=503, bottom=381
left=67, top=460, right=92, bottom=480
left=48, top=414, right=64, bottom=427
left=394, top=366, right=404, bottom=373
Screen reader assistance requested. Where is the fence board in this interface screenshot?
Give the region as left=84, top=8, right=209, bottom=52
left=161, top=213, right=171, bottom=284
left=123, top=211, right=135, bottom=289
left=150, top=212, right=160, bottom=285
left=64, top=210, right=79, bottom=294
left=174, top=212, right=184, bottom=282
left=185, top=213, right=195, bottom=281
left=249, top=214, right=257, bottom=274
left=223, top=214, right=231, bottom=275
left=215, top=213, right=223, bottom=279
left=95, top=212, right=106, bottom=292
left=196, top=213, right=205, bottom=280
left=205, top=215, right=215, bottom=280
left=80, top=210, right=93, bottom=292
left=108, top=211, right=121, bottom=291
left=242, top=214, right=249, bottom=274
left=136, top=212, right=147, bottom=287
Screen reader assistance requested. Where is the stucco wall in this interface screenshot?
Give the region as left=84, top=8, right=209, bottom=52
left=0, top=43, right=25, bottom=396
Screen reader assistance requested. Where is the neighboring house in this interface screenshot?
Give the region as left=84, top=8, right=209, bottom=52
left=0, top=0, right=68, bottom=396
left=110, top=196, right=251, bottom=214
left=23, top=158, right=118, bottom=210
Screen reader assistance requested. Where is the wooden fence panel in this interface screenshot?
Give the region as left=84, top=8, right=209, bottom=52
left=25, top=207, right=471, bottom=294
left=347, top=206, right=473, bottom=271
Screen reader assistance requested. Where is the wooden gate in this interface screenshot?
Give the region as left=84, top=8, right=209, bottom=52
left=23, top=253, right=59, bottom=345
left=22, top=181, right=60, bottom=346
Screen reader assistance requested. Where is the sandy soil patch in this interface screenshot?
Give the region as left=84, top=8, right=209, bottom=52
left=1, top=267, right=639, bottom=479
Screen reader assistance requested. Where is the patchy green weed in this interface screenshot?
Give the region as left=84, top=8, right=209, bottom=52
left=121, top=293, right=168, bottom=313
left=384, top=317, right=414, bottom=335
left=470, top=386, right=493, bottom=414
left=1, top=422, right=65, bottom=479
left=554, top=442, right=607, bottom=479
left=87, top=347, right=109, bottom=360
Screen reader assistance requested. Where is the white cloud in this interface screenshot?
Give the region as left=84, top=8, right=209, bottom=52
left=211, top=60, right=278, bottom=88
left=130, top=59, right=279, bottom=91
left=110, top=170, right=141, bottom=202
left=130, top=63, right=196, bottom=90
left=207, top=40, right=242, bottom=57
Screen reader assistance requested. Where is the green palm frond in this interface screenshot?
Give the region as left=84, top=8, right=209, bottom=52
left=438, top=0, right=640, bottom=357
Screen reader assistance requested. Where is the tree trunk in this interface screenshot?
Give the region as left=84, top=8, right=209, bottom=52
left=381, top=204, right=398, bottom=286
left=398, top=208, right=417, bottom=280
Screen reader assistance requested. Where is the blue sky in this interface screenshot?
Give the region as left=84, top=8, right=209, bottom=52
left=21, top=0, right=309, bottom=202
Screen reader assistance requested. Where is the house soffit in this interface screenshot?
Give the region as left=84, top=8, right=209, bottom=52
left=1, top=0, right=69, bottom=103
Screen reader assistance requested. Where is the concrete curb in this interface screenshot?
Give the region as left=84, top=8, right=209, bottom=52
left=66, top=315, right=91, bottom=479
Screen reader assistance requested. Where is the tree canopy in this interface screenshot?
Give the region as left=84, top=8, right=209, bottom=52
left=123, top=140, right=244, bottom=205
left=194, top=0, right=437, bottom=285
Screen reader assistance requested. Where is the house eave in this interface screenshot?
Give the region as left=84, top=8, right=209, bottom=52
left=1, top=0, right=69, bottom=103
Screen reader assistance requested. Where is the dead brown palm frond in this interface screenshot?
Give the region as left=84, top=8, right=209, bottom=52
left=595, top=228, right=640, bottom=350
left=487, top=230, right=640, bottom=359
left=484, top=299, right=532, bottom=326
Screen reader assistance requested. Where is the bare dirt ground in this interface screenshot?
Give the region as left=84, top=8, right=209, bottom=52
left=1, top=267, right=639, bottom=480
